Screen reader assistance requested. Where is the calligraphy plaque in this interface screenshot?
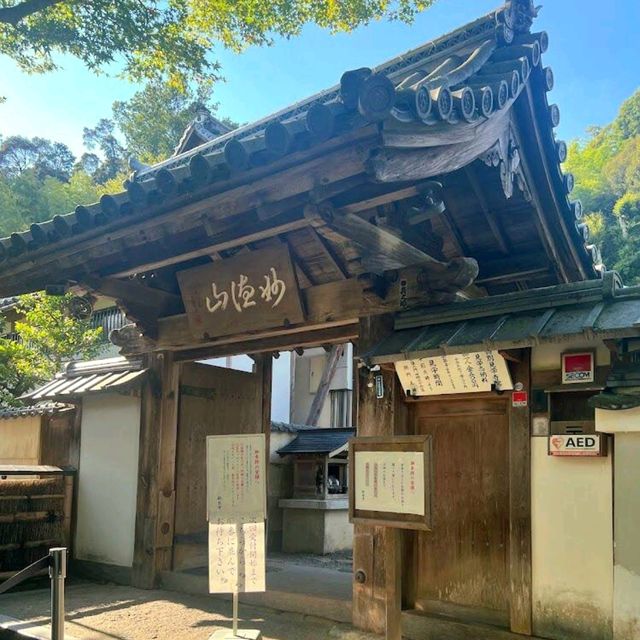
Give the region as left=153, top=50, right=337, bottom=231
left=349, top=436, right=433, bottom=530
left=395, top=350, right=513, bottom=397
left=177, top=245, right=305, bottom=339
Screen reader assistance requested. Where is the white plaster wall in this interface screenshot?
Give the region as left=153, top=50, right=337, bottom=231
left=532, top=339, right=610, bottom=371
left=290, top=344, right=353, bottom=427
left=531, top=340, right=611, bottom=371
left=75, top=393, right=140, bottom=567
left=597, top=406, right=640, bottom=434
left=531, top=437, right=613, bottom=639
left=612, top=434, right=640, bottom=640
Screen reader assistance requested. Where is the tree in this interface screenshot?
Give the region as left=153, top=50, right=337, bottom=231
left=112, top=81, right=235, bottom=162
left=0, top=135, right=75, bottom=181
left=82, top=119, right=127, bottom=184
left=567, top=90, right=640, bottom=283
left=0, top=293, right=104, bottom=407
left=0, top=167, right=100, bottom=236
left=0, top=339, right=47, bottom=407
left=0, top=1, right=431, bottom=89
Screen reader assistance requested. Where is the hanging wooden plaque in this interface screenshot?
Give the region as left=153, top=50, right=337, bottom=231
left=177, top=245, right=304, bottom=339
left=349, top=435, right=433, bottom=530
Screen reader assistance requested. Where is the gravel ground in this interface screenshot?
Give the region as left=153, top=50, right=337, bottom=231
left=0, top=580, right=376, bottom=640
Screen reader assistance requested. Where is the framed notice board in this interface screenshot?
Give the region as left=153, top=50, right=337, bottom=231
left=348, top=435, right=433, bottom=530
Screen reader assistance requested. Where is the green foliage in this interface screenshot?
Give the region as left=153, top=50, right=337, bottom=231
left=0, top=135, right=75, bottom=180
left=0, top=79, right=235, bottom=235
left=82, top=119, right=127, bottom=183
left=0, top=340, right=47, bottom=407
left=112, top=81, right=232, bottom=162
left=0, top=0, right=432, bottom=89
left=0, top=168, right=99, bottom=236
left=0, top=293, right=104, bottom=407
left=567, top=89, right=640, bottom=283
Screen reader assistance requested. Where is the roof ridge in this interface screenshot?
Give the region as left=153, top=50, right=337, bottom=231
left=132, top=0, right=522, bottom=182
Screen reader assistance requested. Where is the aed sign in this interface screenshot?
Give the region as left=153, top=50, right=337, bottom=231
left=548, top=434, right=605, bottom=457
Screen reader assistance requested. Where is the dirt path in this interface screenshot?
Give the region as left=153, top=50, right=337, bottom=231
left=0, top=580, right=377, bottom=640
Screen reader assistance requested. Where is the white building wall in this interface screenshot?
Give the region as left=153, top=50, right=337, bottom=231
left=531, top=429, right=613, bottom=639
left=290, top=344, right=353, bottom=427
left=597, top=407, right=640, bottom=640
left=75, top=393, right=140, bottom=567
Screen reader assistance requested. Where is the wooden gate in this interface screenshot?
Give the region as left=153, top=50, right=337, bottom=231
left=405, top=396, right=510, bottom=627
left=172, top=362, right=264, bottom=571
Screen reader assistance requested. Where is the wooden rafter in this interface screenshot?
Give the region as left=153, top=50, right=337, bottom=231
left=305, top=203, right=445, bottom=273
left=465, top=165, right=510, bottom=254
left=112, top=218, right=310, bottom=278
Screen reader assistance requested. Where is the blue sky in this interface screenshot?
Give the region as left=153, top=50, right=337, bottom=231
left=0, top=0, right=638, bottom=157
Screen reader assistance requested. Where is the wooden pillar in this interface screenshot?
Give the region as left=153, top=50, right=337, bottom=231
left=509, top=348, right=533, bottom=634
left=132, top=351, right=181, bottom=588
left=353, top=315, right=404, bottom=639
left=256, top=353, right=273, bottom=447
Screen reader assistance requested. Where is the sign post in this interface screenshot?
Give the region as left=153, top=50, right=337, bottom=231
left=206, top=434, right=267, bottom=640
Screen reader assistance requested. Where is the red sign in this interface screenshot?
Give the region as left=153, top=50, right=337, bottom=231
left=512, top=390, right=528, bottom=407
left=562, top=352, right=594, bottom=384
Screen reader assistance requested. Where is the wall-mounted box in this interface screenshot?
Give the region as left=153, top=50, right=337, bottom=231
left=548, top=433, right=608, bottom=457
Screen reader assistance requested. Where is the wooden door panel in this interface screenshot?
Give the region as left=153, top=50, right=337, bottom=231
left=411, top=398, right=510, bottom=617
left=173, top=362, right=262, bottom=570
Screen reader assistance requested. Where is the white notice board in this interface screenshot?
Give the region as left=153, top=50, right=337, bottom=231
left=206, top=434, right=266, bottom=594
left=395, top=350, right=513, bottom=396
left=354, top=451, right=425, bottom=515
left=206, top=434, right=266, bottom=524
left=208, top=521, right=266, bottom=593
left=349, top=436, right=433, bottom=530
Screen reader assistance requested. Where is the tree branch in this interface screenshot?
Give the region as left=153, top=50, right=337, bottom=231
left=0, top=0, right=66, bottom=26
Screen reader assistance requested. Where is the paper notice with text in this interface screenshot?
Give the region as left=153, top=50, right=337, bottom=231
left=208, top=521, right=266, bottom=593
left=354, top=451, right=425, bottom=515
left=206, top=434, right=266, bottom=594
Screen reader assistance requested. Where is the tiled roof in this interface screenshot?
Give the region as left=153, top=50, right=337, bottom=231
left=0, top=297, right=19, bottom=313
left=0, top=402, right=70, bottom=420
left=364, top=271, right=640, bottom=364
left=21, top=356, right=146, bottom=402
left=277, top=428, right=355, bottom=456
left=0, top=0, right=596, bottom=280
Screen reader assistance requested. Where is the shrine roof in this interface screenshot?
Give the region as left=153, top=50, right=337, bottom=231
left=277, top=428, right=355, bottom=456
left=364, top=272, right=640, bottom=364
left=0, top=0, right=598, bottom=299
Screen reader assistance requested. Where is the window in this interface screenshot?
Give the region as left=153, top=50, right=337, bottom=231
left=330, top=389, right=352, bottom=428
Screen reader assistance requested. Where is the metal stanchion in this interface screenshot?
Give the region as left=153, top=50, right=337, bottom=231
left=49, top=547, right=67, bottom=640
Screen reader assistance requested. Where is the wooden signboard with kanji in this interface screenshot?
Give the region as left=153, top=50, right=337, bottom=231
left=177, top=245, right=305, bottom=339
left=349, top=435, right=433, bottom=530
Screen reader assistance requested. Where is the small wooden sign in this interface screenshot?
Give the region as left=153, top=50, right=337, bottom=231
left=349, top=435, right=433, bottom=530
left=177, top=245, right=304, bottom=339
